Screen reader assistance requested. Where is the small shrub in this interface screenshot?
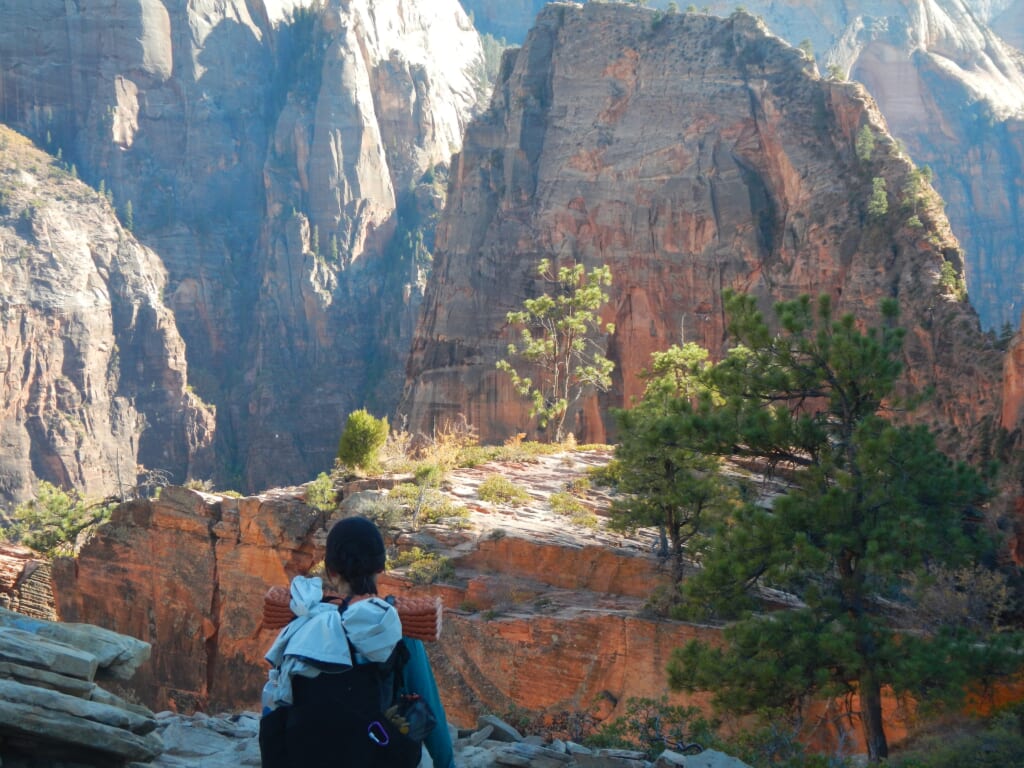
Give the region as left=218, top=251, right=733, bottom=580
left=478, top=475, right=531, bottom=506
left=387, top=483, right=465, bottom=525
left=337, top=409, right=389, bottom=470
left=349, top=494, right=405, bottom=533
left=587, top=460, right=622, bottom=488
left=304, top=472, right=336, bottom=512
left=584, top=697, right=718, bottom=760
left=390, top=546, right=453, bottom=584
left=550, top=491, right=586, bottom=516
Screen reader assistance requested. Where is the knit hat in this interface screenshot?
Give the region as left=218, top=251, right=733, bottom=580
left=324, top=516, right=387, bottom=588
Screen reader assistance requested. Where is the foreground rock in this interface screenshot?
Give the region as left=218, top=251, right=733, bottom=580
left=0, top=607, right=160, bottom=767
left=50, top=460, right=696, bottom=726
left=132, top=710, right=749, bottom=768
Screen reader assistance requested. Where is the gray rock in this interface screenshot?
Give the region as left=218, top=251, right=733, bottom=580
left=672, top=750, right=752, bottom=768
left=477, top=714, right=524, bottom=743
left=0, top=627, right=98, bottom=681
left=0, top=607, right=151, bottom=680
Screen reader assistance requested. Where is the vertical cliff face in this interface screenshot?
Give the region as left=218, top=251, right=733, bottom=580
left=239, top=0, right=484, bottom=489
left=0, top=0, right=484, bottom=492
left=401, top=3, right=1005, bottom=455
left=0, top=127, right=215, bottom=505
left=646, top=0, right=1024, bottom=333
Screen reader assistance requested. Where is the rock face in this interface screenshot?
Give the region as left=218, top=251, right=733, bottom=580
left=48, top=458, right=716, bottom=729
left=0, top=607, right=160, bottom=767
left=686, top=0, right=1024, bottom=333
left=0, top=0, right=484, bottom=494
left=0, top=126, right=216, bottom=506
left=471, top=0, right=1024, bottom=333
left=0, top=542, right=56, bottom=619
left=401, top=3, right=1006, bottom=454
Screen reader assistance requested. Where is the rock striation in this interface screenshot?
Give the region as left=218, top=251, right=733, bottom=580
left=685, top=0, right=1024, bottom=333
left=401, top=2, right=1006, bottom=455
left=0, top=0, right=484, bottom=494
left=0, top=607, right=161, bottom=767
left=48, top=456, right=716, bottom=730
left=0, top=542, right=56, bottom=619
left=0, top=125, right=216, bottom=506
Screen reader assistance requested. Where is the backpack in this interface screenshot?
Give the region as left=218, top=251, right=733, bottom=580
left=259, top=600, right=435, bottom=768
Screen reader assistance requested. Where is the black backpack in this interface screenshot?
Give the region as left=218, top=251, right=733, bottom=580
left=259, top=602, right=432, bottom=768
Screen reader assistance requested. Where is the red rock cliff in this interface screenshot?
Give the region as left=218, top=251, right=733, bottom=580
left=400, top=3, right=1005, bottom=459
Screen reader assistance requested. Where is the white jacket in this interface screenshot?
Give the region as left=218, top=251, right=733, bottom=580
left=263, top=576, right=402, bottom=706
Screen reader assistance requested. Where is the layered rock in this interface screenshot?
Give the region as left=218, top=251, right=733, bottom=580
left=401, top=2, right=1006, bottom=454
left=0, top=607, right=160, bottom=767
left=0, top=0, right=484, bottom=494
left=687, top=0, right=1024, bottom=332
left=0, top=126, right=215, bottom=506
left=462, top=0, right=1024, bottom=332
left=0, top=542, right=55, bottom=619
left=49, top=455, right=714, bottom=729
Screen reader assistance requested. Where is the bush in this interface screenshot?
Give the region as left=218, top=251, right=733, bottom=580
left=584, top=697, right=718, bottom=760
left=549, top=491, right=599, bottom=528
left=304, top=472, right=336, bottom=512
left=387, top=483, right=466, bottom=525
left=478, top=475, right=531, bottom=506
left=5, top=481, right=113, bottom=556
left=337, top=409, right=389, bottom=470
left=390, top=546, right=454, bottom=584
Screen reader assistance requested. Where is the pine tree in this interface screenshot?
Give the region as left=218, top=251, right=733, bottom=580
left=496, top=259, right=615, bottom=442
left=664, top=292, right=1020, bottom=762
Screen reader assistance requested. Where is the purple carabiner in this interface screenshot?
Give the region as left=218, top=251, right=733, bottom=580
left=367, top=720, right=390, bottom=746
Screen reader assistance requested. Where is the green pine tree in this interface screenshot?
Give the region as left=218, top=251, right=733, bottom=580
left=663, top=292, right=1020, bottom=762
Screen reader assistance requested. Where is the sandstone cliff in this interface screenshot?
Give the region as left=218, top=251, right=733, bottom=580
left=401, top=3, right=1006, bottom=456
left=688, top=0, right=1024, bottom=333
left=0, top=126, right=215, bottom=506
left=463, top=0, right=1024, bottom=334
left=0, top=0, right=484, bottom=493
left=49, top=463, right=706, bottom=727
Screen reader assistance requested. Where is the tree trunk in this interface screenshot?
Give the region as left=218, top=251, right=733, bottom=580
left=858, top=674, right=888, bottom=762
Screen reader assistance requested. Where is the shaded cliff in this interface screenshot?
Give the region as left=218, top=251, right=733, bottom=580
left=0, top=126, right=215, bottom=505
left=401, top=2, right=1006, bottom=457
left=0, top=0, right=484, bottom=493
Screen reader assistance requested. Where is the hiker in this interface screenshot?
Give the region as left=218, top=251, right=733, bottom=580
left=259, top=515, right=455, bottom=768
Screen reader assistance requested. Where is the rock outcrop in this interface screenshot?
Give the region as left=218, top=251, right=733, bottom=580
left=0, top=0, right=484, bottom=494
left=0, top=607, right=161, bottom=767
left=0, top=542, right=56, bottom=619
left=49, top=455, right=717, bottom=730
left=401, top=2, right=1006, bottom=455
left=0, top=125, right=216, bottom=506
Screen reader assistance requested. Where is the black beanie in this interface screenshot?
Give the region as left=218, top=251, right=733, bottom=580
left=325, top=516, right=386, bottom=594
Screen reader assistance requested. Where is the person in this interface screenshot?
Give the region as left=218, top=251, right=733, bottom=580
left=259, top=515, right=455, bottom=768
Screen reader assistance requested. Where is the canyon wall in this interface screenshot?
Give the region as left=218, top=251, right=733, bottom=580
left=0, top=126, right=215, bottom=505
left=463, top=0, right=1024, bottom=333
left=0, top=0, right=484, bottom=496
left=401, top=3, right=1006, bottom=454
